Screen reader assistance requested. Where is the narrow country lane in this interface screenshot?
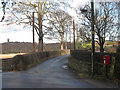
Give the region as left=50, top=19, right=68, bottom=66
left=2, top=55, right=117, bottom=88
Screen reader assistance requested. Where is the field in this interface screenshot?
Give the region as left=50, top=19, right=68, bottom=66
left=0, top=53, right=26, bottom=59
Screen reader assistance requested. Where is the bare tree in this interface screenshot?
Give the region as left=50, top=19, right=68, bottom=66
left=48, top=9, right=72, bottom=50
left=0, top=1, right=16, bottom=22
left=78, top=26, right=91, bottom=45
left=8, top=0, right=54, bottom=52
left=81, top=2, right=118, bottom=52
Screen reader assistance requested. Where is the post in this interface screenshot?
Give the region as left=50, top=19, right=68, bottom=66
left=91, top=0, right=95, bottom=77
left=117, top=2, right=120, bottom=89
left=69, top=27, right=71, bottom=50
left=33, top=12, right=35, bottom=52
left=66, top=32, right=67, bottom=50
left=73, top=19, right=75, bottom=50
left=106, top=65, right=108, bottom=79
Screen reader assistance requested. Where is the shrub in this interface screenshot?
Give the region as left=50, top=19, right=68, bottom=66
left=82, top=43, right=92, bottom=49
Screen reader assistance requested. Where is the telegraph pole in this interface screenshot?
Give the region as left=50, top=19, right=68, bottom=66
left=80, top=0, right=95, bottom=77
left=73, top=19, right=76, bottom=50
left=91, top=0, right=95, bottom=76
left=33, top=12, right=35, bottom=52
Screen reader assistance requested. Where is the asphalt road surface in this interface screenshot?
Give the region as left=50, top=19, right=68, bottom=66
left=2, top=55, right=118, bottom=88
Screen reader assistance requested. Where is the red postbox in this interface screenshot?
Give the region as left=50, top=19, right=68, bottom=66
left=103, top=55, right=110, bottom=65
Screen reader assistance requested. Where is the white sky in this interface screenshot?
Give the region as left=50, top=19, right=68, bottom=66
left=0, top=0, right=118, bottom=43
left=0, top=0, right=90, bottom=43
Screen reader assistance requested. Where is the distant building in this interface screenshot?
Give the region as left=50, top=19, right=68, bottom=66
left=7, top=38, right=9, bottom=43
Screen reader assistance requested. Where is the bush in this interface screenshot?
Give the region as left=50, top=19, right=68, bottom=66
left=82, top=43, right=92, bottom=49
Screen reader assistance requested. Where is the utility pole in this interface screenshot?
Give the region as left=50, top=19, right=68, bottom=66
left=91, top=0, right=95, bottom=77
left=69, top=26, right=71, bottom=50
left=73, top=19, right=75, bottom=50
left=33, top=12, right=35, bottom=52
left=80, top=0, right=95, bottom=77
left=66, top=32, right=68, bottom=50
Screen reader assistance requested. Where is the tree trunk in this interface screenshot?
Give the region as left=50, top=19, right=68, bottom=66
left=100, top=42, right=104, bottom=52
left=65, top=42, right=67, bottom=50
left=38, top=37, right=43, bottom=52
left=38, top=13, right=43, bottom=52
left=61, top=35, right=64, bottom=50
left=99, top=37, right=104, bottom=52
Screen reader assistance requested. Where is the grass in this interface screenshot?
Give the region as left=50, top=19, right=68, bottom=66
left=0, top=53, right=26, bottom=59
